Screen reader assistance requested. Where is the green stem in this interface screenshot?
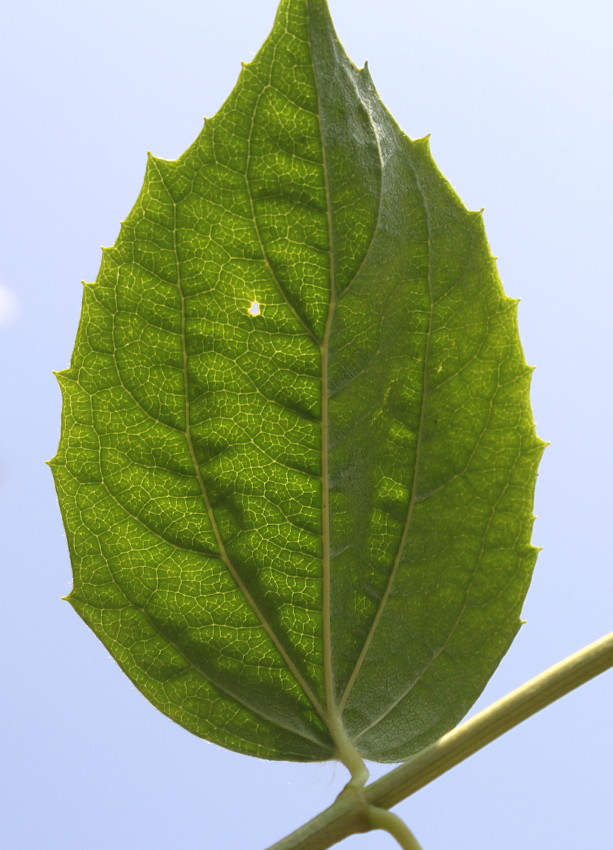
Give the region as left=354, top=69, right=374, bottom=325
left=367, top=807, right=423, bottom=850
left=265, top=631, right=613, bottom=850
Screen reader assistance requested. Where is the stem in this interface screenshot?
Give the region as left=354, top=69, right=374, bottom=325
left=367, top=630, right=613, bottom=809
left=265, top=632, right=613, bottom=850
left=367, top=807, right=423, bottom=849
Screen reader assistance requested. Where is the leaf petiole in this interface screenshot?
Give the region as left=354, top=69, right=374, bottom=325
left=330, top=716, right=370, bottom=790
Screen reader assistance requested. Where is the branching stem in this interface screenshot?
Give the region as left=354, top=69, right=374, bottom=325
left=366, top=807, right=423, bottom=849
left=265, top=631, right=613, bottom=850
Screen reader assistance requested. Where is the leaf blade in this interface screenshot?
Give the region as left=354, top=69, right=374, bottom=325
left=53, top=0, right=543, bottom=764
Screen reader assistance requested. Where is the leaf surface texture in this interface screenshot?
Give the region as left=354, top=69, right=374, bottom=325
left=52, top=0, right=543, bottom=762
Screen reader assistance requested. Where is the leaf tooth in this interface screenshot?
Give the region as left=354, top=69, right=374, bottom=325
left=48, top=369, right=75, bottom=468
left=147, top=150, right=173, bottom=168
left=98, top=246, right=115, bottom=272
left=145, top=149, right=193, bottom=203
left=145, top=151, right=178, bottom=182
left=466, top=207, right=485, bottom=224
left=358, top=60, right=373, bottom=83
left=412, top=133, right=432, bottom=151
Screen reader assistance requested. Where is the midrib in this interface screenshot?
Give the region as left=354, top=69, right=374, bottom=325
left=307, top=20, right=338, bottom=733
left=308, top=3, right=380, bottom=778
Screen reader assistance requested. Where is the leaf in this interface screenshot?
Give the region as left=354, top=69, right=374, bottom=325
left=51, top=0, right=544, bottom=765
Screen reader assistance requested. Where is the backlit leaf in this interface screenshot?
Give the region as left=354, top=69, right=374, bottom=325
left=52, top=0, right=543, bottom=764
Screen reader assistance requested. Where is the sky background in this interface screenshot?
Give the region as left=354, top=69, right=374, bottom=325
left=1, top=0, right=612, bottom=847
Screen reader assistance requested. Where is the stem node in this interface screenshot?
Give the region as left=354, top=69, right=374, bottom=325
left=266, top=632, right=613, bottom=850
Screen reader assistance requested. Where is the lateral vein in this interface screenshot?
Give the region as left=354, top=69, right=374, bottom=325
left=150, top=157, right=328, bottom=726
left=338, top=149, right=435, bottom=715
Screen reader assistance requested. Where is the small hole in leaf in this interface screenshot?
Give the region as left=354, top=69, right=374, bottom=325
left=248, top=300, right=261, bottom=317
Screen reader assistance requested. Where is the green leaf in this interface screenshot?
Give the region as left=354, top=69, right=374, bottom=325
left=52, top=0, right=543, bottom=765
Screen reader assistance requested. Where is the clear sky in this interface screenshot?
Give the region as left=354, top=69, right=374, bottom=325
left=1, top=0, right=612, bottom=848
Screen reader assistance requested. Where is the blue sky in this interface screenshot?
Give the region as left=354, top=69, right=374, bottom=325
left=1, top=0, right=612, bottom=847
